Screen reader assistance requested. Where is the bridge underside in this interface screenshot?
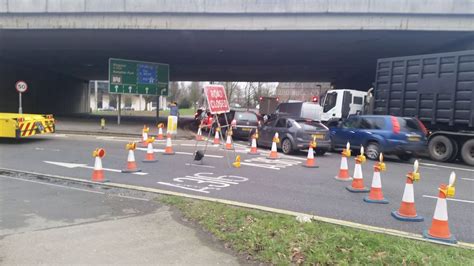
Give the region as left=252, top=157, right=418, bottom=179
left=0, top=29, right=473, bottom=113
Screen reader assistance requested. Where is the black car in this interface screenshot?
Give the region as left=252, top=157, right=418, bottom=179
left=218, top=110, right=259, bottom=139
left=257, top=115, right=331, bottom=155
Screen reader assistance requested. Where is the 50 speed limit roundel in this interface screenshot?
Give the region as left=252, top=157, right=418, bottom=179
left=15, top=81, right=28, bottom=93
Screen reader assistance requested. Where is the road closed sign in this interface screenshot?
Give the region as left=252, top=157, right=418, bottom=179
left=15, top=81, right=28, bottom=93
left=204, top=85, right=230, bottom=114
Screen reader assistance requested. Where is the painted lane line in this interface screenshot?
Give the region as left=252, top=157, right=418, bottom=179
left=420, top=166, right=439, bottom=170
left=461, top=178, right=474, bottom=182
left=423, top=195, right=474, bottom=204
left=0, top=175, right=104, bottom=195
left=136, top=147, right=224, bottom=158
left=420, top=163, right=474, bottom=172
left=185, top=163, right=216, bottom=169
left=52, top=134, right=67, bottom=137
left=44, top=161, right=148, bottom=176
left=1, top=167, right=473, bottom=249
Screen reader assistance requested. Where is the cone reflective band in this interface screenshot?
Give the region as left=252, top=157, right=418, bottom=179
left=91, top=148, right=106, bottom=182
left=248, top=134, right=260, bottom=155
left=142, top=137, right=158, bottom=163
left=302, top=141, right=318, bottom=168
left=423, top=172, right=457, bottom=243
left=391, top=160, right=423, bottom=222
left=196, top=126, right=204, bottom=141
left=225, top=130, right=234, bottom=150
left=364, top=153, right=388, bottom=204
left=346, top=151, right=370, bottom=193
left=122, top=142, right=141, bottom=173
left=267, top=132, right=279, bottom=159
left=213, top=128, right=220, bottom=145
left=163, top=133, right=175, bottom=155
left=157, top=123, right=164, bottom=140
left=335, top=142, right=351, bottom=181
left=141, top=125, right=149, bottom=147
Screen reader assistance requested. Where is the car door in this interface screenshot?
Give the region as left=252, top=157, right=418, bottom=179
left=331, top=116, right=359, bottom=149
left=274, top=118, right=288, bottom=147
left=259, top=116, right=277, bottom=147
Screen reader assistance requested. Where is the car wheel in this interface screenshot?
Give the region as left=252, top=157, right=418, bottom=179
left=398, top=154, right=413, bottom=162
left=460, top=139, right=474, bottom=166
left=281, top=138, right=293, bottom=155
left=315, top=149, right=327, bottom=156
left=365, top=142, right=380, bottom=160
left=428, top=135, right=453, bottom=162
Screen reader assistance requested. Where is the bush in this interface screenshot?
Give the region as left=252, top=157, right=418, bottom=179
left=178, top=98, right=192, bottom=109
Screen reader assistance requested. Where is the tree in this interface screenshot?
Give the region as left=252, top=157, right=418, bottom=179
left=188, top=82, right=201, bottom=108
left=168, top=81, right=181, bottom=102
left=220, top=82, right=240, bottom=103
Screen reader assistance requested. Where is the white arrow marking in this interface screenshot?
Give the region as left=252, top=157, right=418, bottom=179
left=44, top=161, right=148, bottom=175
left=115, top=85, right=119, bottom=90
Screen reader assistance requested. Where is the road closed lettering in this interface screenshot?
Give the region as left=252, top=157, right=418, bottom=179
left=204, top=85, right=230, bottom=114
left=158, top=172, right=248, bottom=193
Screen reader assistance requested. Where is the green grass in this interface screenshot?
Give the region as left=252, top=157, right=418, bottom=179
left=91, top=108, right=195, bottom=117
left=160, top=196, right=474, bottom=265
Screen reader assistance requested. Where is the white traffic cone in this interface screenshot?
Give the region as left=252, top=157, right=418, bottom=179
left=267, top=132, right=279, bottom=159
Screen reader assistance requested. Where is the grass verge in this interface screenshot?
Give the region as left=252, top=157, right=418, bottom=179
left=161, top=195, right=474, bottom=265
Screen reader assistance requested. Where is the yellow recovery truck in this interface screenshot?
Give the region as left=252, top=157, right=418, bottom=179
left=0, top=113, right=55, bottom=138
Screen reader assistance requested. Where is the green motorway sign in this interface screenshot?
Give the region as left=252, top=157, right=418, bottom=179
left=108, top=58, right=169, bottom=96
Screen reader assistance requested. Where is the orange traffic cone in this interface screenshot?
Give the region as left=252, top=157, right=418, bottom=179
left=267, top=132, right=280, bottom=160
left=196, top=125, right=204, bottom=141
left=335, top=142, right=352, bottom=181
left=163, top=133, right=175, bottom=155
left=122, top=142, right=141, bottom=173
left=364, top=153, right=388, bottom=203
left=423, top=172, right=457, bottom=244
left=142, top=137, right=158, bottom=163
left=248, top=132, right=260, bottom=155
left=91, top=148, right=107, bottom=182
left=346, top=146, right=369, bottom=192
left=302, top=140, right=318, bottom=168
left=213, top=127, right=221, bottom=145
left=141, top=125, right=149, bottom=147
left=157, top=123, right=164, bottom=140
left=225, top=129, right=234, bottom=150
left=391, top=160, right=423, bottom=221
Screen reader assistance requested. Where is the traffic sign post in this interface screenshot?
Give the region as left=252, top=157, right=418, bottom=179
left=108, top=58, right=169, bottom=124
left=15, top=81, right=28, bottom=114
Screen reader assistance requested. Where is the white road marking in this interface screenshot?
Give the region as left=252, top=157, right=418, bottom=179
left=52, top=134, right=67, bottom=138
left=109, top=194, right=150, bottom=201
left=461, top=178, right=474, bottom=181
left=185, top=163, right=216, bottom=168
left=44, top=161, right=148, bottom=175
left=420, top=166, right=439, bottom=170
left=136, top=147, right=224, bottom=158
left=158, top=172, right=248, bottom=194
left=35, top=147, right=60, bottom=152
left=420, top=163, right=474, bottom=172
left=423, top=195, right=474, bottom=204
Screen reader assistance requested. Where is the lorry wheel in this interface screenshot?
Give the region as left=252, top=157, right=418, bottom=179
left=428, top=135, right=453, bottom=162
left=281, top=138, right=293, bottom=154
left=448, top=140, right=459, bottom=162
left=460, top=139, right=474, bottom=166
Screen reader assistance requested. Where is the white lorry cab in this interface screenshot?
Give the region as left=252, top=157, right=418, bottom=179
left=320, top=89, right=369, bottom=123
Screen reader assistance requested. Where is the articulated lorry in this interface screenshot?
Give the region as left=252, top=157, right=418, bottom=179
left=373, top=50, right=474, bottom=166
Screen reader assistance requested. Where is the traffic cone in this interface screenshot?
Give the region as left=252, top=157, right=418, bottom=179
left=423, top=172, right=457, bottom=244
left=213, top=127, right=221, bottom=145
left=302, top=139, right=318, bottom=168
left=364, top=153, right=388, bottom=203
left=122, top=142, right=141, bottom=173
left=196, top=125, right=204, bottom=141
left=91, top=148, right=107, bottom=182
left=346, top=146, right=369, bottom=192
left=391, top=160, right=423, bottom=222
left=248, top=131, right=260, bottom=155
left=335, top=142, right=352, bottom=181
left=142, top=137, right=158, bottom=163
left=267, top=132, right=280, bottom=160
left=232, top=155, right=241, bottom=168
left=163, top=133, right=175, bottom=155
left=225, top=129, right=234, bottom=150
left=157, top=123, right=164, bottom=140
left=140, top=125, right=149, bottom=147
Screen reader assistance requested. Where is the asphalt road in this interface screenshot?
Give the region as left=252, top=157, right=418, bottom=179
left=0, top=171, right=239, bottom=264
left=0, top=134, right=473, bottom=243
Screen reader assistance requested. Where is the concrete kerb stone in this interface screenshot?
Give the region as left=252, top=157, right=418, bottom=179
left=1, top=167, right=473, bottom=250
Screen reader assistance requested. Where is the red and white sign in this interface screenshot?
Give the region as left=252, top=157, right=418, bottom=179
left=15, top=80, right=28, bottom=93
left=204, top=85, right=230, bottom=114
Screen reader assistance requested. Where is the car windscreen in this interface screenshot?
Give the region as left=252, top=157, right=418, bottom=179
left=293, top=119, right=326, bottom=130
left=236, top=112, right=257, bottom=122
left=397, top=118, right=421, bottom=132
left=323, top=92, right=337, bottom=112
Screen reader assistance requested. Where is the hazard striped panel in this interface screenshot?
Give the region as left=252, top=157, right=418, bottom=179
left=18, top=119, right=55, bottom=137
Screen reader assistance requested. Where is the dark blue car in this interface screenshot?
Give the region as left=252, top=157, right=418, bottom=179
left=329, top=115, right=428, bottom=161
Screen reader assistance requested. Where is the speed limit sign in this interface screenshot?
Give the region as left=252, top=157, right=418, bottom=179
left=15, top=81, right=28, bottom=93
